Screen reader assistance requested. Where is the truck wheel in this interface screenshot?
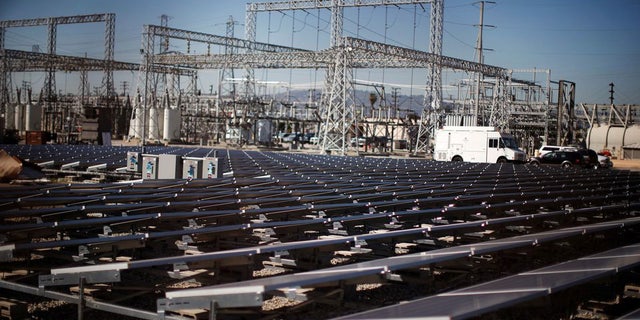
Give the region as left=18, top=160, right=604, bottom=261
left=496, top=157, right=507, bottom=164
left=452, top=156, right=463, bottom=162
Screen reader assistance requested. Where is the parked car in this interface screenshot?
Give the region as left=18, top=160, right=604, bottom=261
left=278, top=133, right=292, bottom=142
left=528, top=151, right=588, bottom=168
left=597, top=153, right=613, bottom=169
left=538, top=145, right=577, bottom=156
left=282, top=133, right=303, bottom=142
left=576, top=149, right=599, bottom=169
left=350, top=137, right=368, bottom=147
left=301, top=133, right=315, bottom=143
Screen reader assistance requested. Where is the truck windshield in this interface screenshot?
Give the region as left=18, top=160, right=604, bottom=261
left=500, top=138, right=519, bottom=149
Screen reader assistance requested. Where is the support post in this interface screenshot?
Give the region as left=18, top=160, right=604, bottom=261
left=208, top=300, right=218, bottom=320
left=77, top=277, right=85, bottom=320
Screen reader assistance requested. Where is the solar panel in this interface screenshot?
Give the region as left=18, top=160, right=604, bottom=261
left=618, top=308, right=640, bottom=320
left=0, top=146, right=638, bottom=320
left=158, top=217, right=640, bottom=311
left=334, top=243, right=640, bottom=320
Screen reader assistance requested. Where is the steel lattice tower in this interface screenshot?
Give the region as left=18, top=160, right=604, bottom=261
left=245, top=0, right=442, bottom=155
left=414, top=0, right=443, bottom=155
left=101, top=13, right=116, bottom=98
left=219, top=16, right=238, bottom=100
left=244, top=4, right=257, bottom=99
left=0, top=14, right=117, bottom=104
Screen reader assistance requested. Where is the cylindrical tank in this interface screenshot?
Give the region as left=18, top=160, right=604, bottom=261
left=25, top=102, right=42, bottom=131
left=14, top=103, right=25, bottom=131
left=129, top=107, right=142, bottom=139
left=256, top=119, right=273, bottom=144
left=587, top=124, right=640, bottom=158
left=163, top=106, right=181, bottom=141
left=4, top=103, right=16, bottom=130
left=148, top=107, right=159, bottom=140
left=157, top=108, right=165, bottom=140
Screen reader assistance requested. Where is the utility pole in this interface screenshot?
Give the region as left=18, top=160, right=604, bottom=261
left=474, top=1, right=494, bottom=126
left=392, top=87, right=400, bottom=118
left=120, top=81, right=129, bottom=96
left=609, top=82, right=615, bottom=105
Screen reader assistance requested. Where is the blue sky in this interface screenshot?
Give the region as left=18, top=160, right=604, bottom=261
left=1, top=0, right=638, bottom=105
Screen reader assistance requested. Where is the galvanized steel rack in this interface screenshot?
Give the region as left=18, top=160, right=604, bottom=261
left=0, top=146, right=639, bottom=319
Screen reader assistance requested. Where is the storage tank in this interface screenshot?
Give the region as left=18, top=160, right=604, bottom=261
left=256, top=119, right=273, bottom=144
left=25, top=102, right=42, bottom=131
left=14, top=103, right=25, bottom=131
left=148, top=107, right=159, bottom=140
left=157, top=107, right=165, bottom=140
left=4, top=102, right=16, bottom=130
left=163, top=106, right=181, bottom=141
left=587, top=124, right=640, bottom=158
left=129, top=107, right=144, bottom=139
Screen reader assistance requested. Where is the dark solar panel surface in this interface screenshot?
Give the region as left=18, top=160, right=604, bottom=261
left=335, top=243, right=640, bottom=319
left=0, top=145, right=638, bottom=319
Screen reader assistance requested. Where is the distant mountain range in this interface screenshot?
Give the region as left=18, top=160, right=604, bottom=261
left=268, top=89, right=451, bottom=114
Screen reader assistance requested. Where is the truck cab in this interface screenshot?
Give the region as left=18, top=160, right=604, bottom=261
left=434, top=126, right=526, bottom=163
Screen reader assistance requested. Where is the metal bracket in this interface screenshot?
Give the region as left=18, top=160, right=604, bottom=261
left=184, top=219, right=203, bottom=230
left=39, top=269, right=121, bottom=287
left=0, top=244, right=15, bottom=262
left=158, top=287, right=263, bottom=316
left=176, top=235, right=198, bottom=251
left=72, top=245, right=90, bottom=262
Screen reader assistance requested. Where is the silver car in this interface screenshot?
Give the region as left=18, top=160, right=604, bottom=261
left=597, top=154, right=613, bottom=169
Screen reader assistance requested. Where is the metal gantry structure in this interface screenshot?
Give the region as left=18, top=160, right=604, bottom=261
left=1, top=1, right=558, bottom=155
left=0, top=14, right=129, bottom=142
left=139, top=0, right=540, bottom=155
left=0, top=13, right=117, bottom=103
left=143, top=0, right=549, bottom=155
left=244, top=0, right=445, bottom=155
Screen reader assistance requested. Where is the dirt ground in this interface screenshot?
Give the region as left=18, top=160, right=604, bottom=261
left=612, top=159, right=640, bottom=171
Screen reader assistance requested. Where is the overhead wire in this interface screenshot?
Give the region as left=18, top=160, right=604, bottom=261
left=288, top=10, right=296, bottom=101
left=269, top=11, right=287, bottom=34
left=262, top=11, right=272, bottom=90
left=311, top=8, right=322, bottom=100
left=409, top=4, right=418, bottom=108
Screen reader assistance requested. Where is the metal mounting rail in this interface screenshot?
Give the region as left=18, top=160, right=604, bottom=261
left=0, top=279, right=187, bottom=320
left=619, top=307, right=640, bottom=320
left=334, top=242, right=640, bottom=319
left=157, top=217, right=640, bottom=317
left=39, top=206, right=576, bottom=286
left=10, top=193, right=636, bottom=263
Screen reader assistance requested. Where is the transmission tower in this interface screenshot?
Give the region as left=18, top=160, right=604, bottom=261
left=414, top=0, right=443, bottom=155
left=556, top=80, right=576, bottom=146
left=0, top=14, right=117, bottom=103
left=101, top=13, right=116, bottom=99
left=219, top=16, right=239, bottom=100
left=246, top=0, right=443, bottom=155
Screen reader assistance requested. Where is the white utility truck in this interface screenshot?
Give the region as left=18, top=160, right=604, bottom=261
left=433, top=126, right=526, bottom=163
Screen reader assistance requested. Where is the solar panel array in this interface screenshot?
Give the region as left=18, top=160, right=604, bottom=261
left=0, top=145, right=639, bottom=319
left=0, top=144, right=221, bottom=172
